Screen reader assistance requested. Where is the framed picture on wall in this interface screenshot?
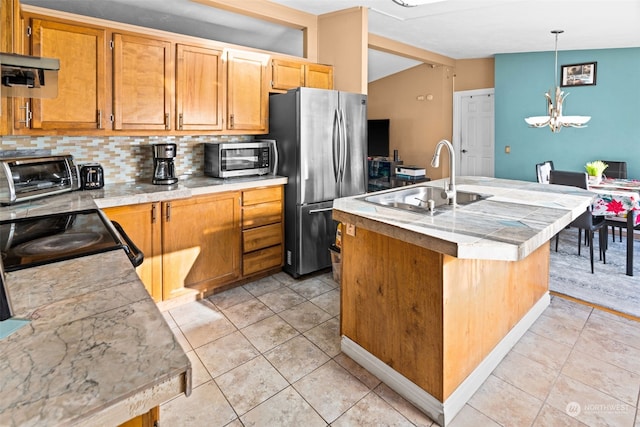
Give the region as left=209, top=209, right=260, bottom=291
left=561, top=62, right=597, bottom=87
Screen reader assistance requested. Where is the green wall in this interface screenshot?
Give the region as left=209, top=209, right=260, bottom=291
left=495, top=47, right=640, bottom=181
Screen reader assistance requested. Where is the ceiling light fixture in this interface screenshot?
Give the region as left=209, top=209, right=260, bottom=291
left=391, top=0, right=442, bottom=7
left=524, top=30, right=591, bottom=133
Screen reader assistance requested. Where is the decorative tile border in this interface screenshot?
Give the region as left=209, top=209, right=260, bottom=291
left=0, top=135, right=253, bottom=184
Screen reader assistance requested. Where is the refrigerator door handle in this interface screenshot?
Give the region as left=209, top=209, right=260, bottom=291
left=308, top=207, right=333, bottom=214
left=332, top=109, right=341, bottom=182
left=339, top=108, right=348, bottom=181
left=337, top=108, right=348, bottom=197
left=270, top=139, right=279, bottom=176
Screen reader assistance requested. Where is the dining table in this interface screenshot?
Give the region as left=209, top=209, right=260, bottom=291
left=588, top=177, right=640, bottom=276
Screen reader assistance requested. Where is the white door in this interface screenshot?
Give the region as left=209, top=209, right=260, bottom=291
left=453, top=89, right=495, bottom=176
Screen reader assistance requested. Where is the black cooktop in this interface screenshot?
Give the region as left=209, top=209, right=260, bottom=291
left=0, top=209, right=126, bottom=272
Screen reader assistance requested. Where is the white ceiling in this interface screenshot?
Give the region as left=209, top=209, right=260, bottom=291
left=21, top=0, right=640, bottom=82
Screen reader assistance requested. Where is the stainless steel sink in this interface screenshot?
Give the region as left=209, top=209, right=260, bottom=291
left=363, top=185, right=487, bottom=213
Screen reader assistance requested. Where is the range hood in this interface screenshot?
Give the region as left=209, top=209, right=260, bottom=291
left=0, top=53, right=59, bottom=99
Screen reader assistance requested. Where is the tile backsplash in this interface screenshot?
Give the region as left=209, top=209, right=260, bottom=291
left=0, top=134, right=253, bottom=184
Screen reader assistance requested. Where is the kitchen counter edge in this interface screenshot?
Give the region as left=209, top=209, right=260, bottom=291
left=333, top=176, right=595, bottom=262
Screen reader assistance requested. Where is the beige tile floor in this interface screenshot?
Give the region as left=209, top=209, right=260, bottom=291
left=159, top=271, right=640, bottom=426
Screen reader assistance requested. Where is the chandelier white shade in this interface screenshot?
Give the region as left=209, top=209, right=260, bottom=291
left=525, top=30, right=591, bottom=133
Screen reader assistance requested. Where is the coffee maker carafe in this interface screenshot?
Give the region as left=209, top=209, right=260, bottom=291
left=152, top=143, right=178, bottom=185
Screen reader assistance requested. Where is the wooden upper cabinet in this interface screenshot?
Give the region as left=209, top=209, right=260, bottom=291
left=270, top=59, right=334, bottom=92
left=17, top=18, right=106, bottom=131
left=271, top=59, right=304, bottom=91
left=305, top=63, right=334, bottom=90
left=175, top=44, right=224, bottom=131
left=112, top=33, right=172, bottom=131
left=226, top=49, right=269, bottom=132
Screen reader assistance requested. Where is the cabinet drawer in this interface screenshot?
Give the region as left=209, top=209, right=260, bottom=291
left=242, top=201, right=282, bottom=228
left=243, top=223, right=282, bottom=253
left=243, top=186, right=282, bottom=206
left=243, top=244, right=282, bottom=276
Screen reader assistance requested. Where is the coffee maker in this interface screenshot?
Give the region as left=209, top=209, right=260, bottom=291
left=152, top=143, right=178, bottom=185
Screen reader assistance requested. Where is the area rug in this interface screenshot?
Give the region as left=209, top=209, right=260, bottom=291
left=548, top=227, right=640, bottom=318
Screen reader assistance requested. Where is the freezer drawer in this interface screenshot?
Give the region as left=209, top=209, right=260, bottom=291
left=287, top=201, right=336, bottom=277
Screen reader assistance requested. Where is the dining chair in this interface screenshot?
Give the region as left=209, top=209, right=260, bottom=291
left=601, top=160, right=628, bottom=179
left=549, top=170, right=607, bottom=273
left=600, top=160, right=628, bottom=241
left=535, top=160, right=554, bottom=184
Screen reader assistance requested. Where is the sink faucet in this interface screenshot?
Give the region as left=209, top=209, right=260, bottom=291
left=430, top=139, right=456, bottom=206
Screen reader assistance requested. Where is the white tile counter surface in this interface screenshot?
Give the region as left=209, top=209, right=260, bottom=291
left=92, top=175, right=288, bottom=209
left=333, top=176, right=596, bottom=261
left=1, top=252, right=191, bottom=426
left=0, top=175, right=287, bottom=426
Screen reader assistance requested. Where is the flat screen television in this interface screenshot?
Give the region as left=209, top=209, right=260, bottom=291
left=367, top=119, right=390, bottom=157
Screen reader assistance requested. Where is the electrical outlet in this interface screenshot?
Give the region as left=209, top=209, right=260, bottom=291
left=346, top=223, right=355, bottom=236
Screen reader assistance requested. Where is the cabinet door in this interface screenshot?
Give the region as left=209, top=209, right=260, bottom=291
left=162, top=192, right=241, bottom=297
left=305, top=63, right=334, bottom=89
left=112, top=33, right=172, bottom=130
left=20, top=18, right=106, bottom=131
left=176, top=44, right=224, bottom=131
left=103, top=203, right=162, bottom=302
left=2, top=0, right=22, bottom=135
left=226, top=49, right=268, bottom=132
left=271, top=58, right=304, bottom=91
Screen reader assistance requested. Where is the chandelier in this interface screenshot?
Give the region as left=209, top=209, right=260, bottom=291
left=524, top=30, right=591, bottom=133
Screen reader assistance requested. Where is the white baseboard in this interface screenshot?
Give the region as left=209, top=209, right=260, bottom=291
left=341, top=292, right=550, bottom=426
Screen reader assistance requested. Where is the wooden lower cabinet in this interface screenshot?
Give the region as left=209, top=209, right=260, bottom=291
left=103, top=191, right=242, bottom=301
left=103, top=185, right=283, bottom=301
left=118, top=406, right=158, bottom=427
left=103, top=202, right=162, bottom=302
left=241, top=186, right=284, bottom=276
left=162, top=192, right=241, bottom=296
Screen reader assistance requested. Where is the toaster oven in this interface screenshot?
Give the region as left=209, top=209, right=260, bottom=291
left=0, top=154, right=80, bottom=205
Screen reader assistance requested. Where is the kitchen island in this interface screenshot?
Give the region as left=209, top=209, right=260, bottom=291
left=332, top=176, right=596, bottom=426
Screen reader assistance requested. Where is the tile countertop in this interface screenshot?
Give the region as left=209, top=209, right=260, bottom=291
left=0, top=174, right=287, bottom=426
left=1, top=252, right=191, bottom=426
left=91, top=175, right=288, bottom=209
left=332, top=176, right=596, bottom=262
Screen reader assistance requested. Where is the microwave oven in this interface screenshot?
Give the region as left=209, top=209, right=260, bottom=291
left=204, top=140, right=277, bottom=178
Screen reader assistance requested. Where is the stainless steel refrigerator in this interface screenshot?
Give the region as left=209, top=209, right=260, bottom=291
left=266, top=87, right=367, bottom=277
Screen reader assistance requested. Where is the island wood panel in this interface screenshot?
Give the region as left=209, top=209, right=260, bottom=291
left=441, top=242, right=548, bottom=399
left=341, top=226, right=446, bottom=400
left=341, top=226, right=549, bottom=402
